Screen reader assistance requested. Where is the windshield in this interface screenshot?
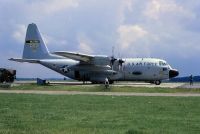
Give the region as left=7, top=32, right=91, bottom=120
left=159, top=60, right=172, bottom=69
left=159, top=61, right=168, bottom=66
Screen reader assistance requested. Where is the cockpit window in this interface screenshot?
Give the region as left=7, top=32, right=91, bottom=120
left=163, top=68, right=167, bottom=71
left=159, top=61, right=167, bottom=66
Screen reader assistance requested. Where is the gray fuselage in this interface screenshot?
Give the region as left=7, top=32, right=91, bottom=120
left=39, top=57, right=175, bottom=83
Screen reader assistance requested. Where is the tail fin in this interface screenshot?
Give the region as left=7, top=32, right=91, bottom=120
left=22, top=23, right=51, bottom=59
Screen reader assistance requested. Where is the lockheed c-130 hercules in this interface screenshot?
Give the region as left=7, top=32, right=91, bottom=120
left=10, top=23, right=179, bottom=85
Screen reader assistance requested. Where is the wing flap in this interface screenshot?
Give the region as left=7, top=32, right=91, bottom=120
left=53, top=51, right=94, bottom=62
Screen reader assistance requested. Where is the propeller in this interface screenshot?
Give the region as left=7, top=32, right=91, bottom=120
left=110, top=46, right=117, bottom=70
left=109, top=47, right=125, bottom=71
left=110, top=56, right=117, bottom=70
left=118, top=58, right=125, bottom=71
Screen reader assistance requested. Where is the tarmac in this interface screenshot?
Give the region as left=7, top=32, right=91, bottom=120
left=0, top=81, right=199, bottom=97
left=0, top=90, right=200, bottom=97
left=13, top=80, right=200, bottom=89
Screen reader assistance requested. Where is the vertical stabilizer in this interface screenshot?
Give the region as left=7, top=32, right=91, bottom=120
left=23, top=23, right=51, bottom=59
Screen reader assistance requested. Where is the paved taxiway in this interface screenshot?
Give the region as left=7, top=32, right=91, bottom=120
left=0, top=90, right=200, bottom=97
left=13, top=81, right=200, bottom=89
left=114, top=82, right=184, bottom=88
left=0, top=81, right=199, bottom=97
left=115, top=82, right=200, bottom=89
left=14, top=81, right=182, bottom=87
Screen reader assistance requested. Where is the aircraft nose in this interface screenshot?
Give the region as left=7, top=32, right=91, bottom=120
left=169, top=69, right=179, bottom=78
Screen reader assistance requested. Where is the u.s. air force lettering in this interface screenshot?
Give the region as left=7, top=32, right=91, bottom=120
left=25, top=40, right=40, bottom=52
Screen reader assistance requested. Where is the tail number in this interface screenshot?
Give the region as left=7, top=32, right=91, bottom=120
left=25, top=40, right=40, bottom=52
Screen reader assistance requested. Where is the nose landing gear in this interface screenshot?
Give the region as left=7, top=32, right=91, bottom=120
left=154, top=80, right=161, bottom=85
left=149, top=80, right=161, bottom=85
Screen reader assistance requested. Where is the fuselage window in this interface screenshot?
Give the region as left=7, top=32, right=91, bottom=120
left=159, top=61, right=167, bottom=66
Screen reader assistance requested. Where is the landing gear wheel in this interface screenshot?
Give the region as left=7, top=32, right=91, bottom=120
left=91, top=81, right=97, bottom=84
left=155, top=80, right=161, bottom=85
left=109, top=80, right=114, bottom=84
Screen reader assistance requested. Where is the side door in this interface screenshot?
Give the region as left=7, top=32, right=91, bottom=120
left=74, top=70, right=80, bottom=80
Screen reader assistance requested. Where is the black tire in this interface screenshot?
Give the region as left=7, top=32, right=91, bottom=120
left=109, top=80, right=114, bottom=84
left=0, top=78, right=4, bottom=83
left=149, top=81, right=155, bottom=84
left=91, top=81, right=97, bottom=84
left=5, top=77, right=10, bottom=83
left=9, top=76, right=15, bottom=82
left=155, top=80, right=161, bottom=85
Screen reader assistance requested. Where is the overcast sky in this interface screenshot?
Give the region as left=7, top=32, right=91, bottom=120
left=0, top=0, right=200, bottom=78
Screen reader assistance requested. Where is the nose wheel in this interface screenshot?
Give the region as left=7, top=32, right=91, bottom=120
left=155, top=80, right=161, bottom=85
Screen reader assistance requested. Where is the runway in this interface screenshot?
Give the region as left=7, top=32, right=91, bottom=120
left=114, top=82, right=183, bottom=88
left=1, top=81, right=200, bottom=96
left=13, top=80, right=200, bottom=89
left=0, top=90, right=200, bottom=97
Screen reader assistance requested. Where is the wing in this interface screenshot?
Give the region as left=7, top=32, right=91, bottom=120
left=53, top=51, right=94, bottom=62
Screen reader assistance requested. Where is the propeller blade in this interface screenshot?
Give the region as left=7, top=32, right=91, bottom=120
left=118, top=59, right=125, bottom=71
left=118, top=59, right=125, bottom=65
left=110, top=56, right=117, bottom=70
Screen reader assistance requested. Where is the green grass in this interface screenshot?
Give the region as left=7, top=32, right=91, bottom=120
left=0, top=94, right=200, bottom=134
left=3, top=83, right=200, bottom=93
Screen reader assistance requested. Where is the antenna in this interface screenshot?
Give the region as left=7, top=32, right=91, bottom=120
left=112, top=46, right=115, bottom=58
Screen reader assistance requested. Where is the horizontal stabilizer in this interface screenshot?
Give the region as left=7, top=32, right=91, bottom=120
left=53, top=51, right=94, bottom=62
left=9, top=58, right=39, bottom=63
